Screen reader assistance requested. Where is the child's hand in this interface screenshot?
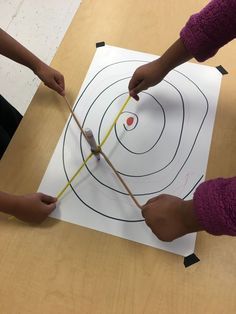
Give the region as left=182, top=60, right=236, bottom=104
left=35, top=63, right=65, bottom=96
left=142, top=194, right=202, bottom=241
left=128, top=59, right=168, bottom=101
left=14, top=193, right=57, bottom=224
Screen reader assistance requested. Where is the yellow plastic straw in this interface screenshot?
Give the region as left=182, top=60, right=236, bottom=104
left=57, top=152, right=93, bottom=198
left=100, top=95, right=131, bottom=148
left=57, top=95, right=131, bottom=199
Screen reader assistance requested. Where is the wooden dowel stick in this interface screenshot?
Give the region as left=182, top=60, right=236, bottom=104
left=100, top=150, right=143, bottom=210
left=63, top=95, right=88, bottom=140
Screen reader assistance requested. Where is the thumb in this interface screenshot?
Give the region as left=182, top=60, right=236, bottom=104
left=45, top=202, right=57, bottom=213
left=145, top=195, right=163, bottom=206
left=40, top=193, right=57, bottom=204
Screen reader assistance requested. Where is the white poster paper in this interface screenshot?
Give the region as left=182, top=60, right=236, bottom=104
left=38, top=45, right=222, bottom=256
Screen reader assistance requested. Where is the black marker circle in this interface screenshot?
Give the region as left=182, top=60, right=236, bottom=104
left=62, top=60, right=206, bottom=221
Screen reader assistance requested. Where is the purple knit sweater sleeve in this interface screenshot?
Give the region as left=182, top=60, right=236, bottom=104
left=193, top=177, right=236, bottom=235
left=180, top=0, right=236, bottom=61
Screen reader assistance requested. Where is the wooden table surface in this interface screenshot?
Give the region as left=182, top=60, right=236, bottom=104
left=0, top=1, right=236, bottom=313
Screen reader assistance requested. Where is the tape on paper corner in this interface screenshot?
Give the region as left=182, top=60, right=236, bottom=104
left=216, top=65, right=228, bottom=75
left=184, top=253, right=200, bottom=267
left=96, top=41, right=106, bottom=48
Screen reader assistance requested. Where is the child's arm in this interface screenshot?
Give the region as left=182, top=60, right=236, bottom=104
left=0, top=28, right=65, bottom=95
left=0, top=191, right=57, bottom=223
left=180, top=0, right=236, bottom=62
left=141, top=177, right=236, bottom=241
left=129, top=0, right=236, bottom=100
left=141, top=194, right=202, bottom=242
left=128, top=38, right=192, bottom=100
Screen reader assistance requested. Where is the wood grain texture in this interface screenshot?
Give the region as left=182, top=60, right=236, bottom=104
left=0, top=1, right=236, bottom=313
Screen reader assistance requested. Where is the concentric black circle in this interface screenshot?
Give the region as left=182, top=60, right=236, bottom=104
left=62, top=60, right=205, bottom=221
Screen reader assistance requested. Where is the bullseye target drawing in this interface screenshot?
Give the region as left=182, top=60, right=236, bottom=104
left=39, top=45, right=222, bottom=256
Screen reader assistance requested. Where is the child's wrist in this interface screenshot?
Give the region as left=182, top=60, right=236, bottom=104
left=157, top=56, right=173, bottom=76
left=31, top=58, right=46, bottom=75
left=182, top=200, right=203, bottom=233
left=0, top=192, right=21, bottom=216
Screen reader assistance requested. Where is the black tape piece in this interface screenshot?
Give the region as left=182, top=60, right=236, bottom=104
left=184, top=253, right=200, bottom=268
left=96, top=41, right=105, bottom=48
left=216, top=65, right=228, bottom=75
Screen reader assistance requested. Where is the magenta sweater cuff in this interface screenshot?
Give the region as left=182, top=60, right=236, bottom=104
left=180, top=0, right=236, bottom=62
left=193, top=178, right=236, bottom=236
